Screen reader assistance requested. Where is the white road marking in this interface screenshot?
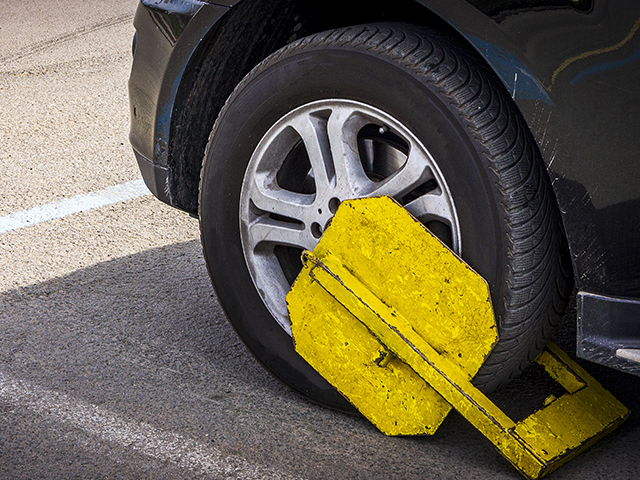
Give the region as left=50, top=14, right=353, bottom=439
left=0, top=179, right=151, bottom=234
left=0, top=371, right=301, bottom=480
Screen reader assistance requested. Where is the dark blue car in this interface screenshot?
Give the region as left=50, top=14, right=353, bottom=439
left=129, top=0, right=640, bottom=410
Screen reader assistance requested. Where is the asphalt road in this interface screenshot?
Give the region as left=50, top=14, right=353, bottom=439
left=1, top=1, right=639, bottom=479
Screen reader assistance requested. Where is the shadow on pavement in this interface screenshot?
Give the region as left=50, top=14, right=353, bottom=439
left=0, top=240, right=638, bottom=479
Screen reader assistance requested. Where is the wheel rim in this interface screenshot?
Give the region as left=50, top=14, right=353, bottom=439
left=240, top=99, right=461, bottom=334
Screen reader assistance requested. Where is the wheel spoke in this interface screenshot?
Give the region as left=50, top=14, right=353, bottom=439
left=369, top=146, right=435, bottom=199
left=288, top=113, right=336, bottom=192
left=247, top=173, right=314, bottom=222
left=404, top=190, right=456, bottom=226
left=326, top=106, right=372, bottom=196
left=246, top=216, right=316, bottom=251
left=248, top=253, right=293, bottom=334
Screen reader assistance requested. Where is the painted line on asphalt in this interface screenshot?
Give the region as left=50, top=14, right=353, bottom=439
left=0, top=371, right=302, bottom=480
left=0, top=179, right=151, bottom=234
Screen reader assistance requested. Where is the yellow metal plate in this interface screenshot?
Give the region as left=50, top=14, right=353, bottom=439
left=287, top=196, right=498, bottom=435
left=287, top=197, right=629, bottom=479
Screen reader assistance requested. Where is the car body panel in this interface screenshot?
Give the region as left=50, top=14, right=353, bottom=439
left=417, top=0, right=640, bottom=300
left=129, top=0, right=228, bottom=170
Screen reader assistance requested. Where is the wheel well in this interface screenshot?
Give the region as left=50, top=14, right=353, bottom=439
left=168, top=0, right=463, bottom=214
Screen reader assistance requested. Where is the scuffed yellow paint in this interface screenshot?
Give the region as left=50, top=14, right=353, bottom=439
left=287, top=196, right=497, bottom=435
left=550, top=16, right=640, bottom=87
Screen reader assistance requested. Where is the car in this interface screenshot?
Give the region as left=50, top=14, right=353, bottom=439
left=128, top=0, right=640, bottom=410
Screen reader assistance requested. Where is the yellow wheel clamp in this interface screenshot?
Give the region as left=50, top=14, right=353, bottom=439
left=286, top=196, right=629, bottom=479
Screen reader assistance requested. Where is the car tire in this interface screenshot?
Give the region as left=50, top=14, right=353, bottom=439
left=199, top=23, right=572, bottom=407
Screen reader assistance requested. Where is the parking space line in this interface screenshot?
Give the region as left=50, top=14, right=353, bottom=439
left=0, top=371, right=301, bottom=480
left=0, top=179, right=151, bottom=234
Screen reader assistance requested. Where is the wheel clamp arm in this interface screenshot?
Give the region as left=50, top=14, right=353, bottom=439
left=287, top=197, right=629, bottom=479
